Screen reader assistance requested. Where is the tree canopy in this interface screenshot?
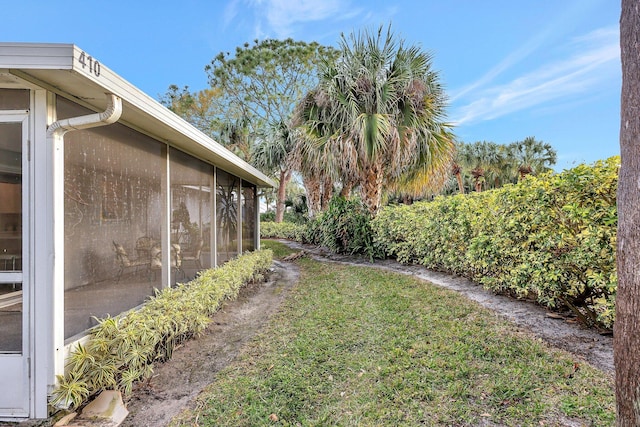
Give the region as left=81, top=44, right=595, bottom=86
left=163, top=39, right=338, bottom=222
left=295, top=25, right=455, bottom=215
left=442, top=137, right=557, bottom=194
left=206, top=38, right=339, bottom=138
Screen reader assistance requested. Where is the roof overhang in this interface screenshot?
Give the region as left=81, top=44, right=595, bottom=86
left=0, top=42, right=276, bottom=188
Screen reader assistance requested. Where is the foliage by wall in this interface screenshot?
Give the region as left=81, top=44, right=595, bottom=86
left=373, top=157, right=619, bottom=329
left=50, top=249, right=273, bottom=410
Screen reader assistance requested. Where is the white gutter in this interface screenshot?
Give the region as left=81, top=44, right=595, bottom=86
left=47, top=93, right=122, bottom=134
left=45, top=93, right=122, bottom=396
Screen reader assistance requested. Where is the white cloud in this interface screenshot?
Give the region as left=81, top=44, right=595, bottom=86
left=449, top=25, right=553, bottom=103
left=448, top=0, right=588, bottom=103
left=571, top=25, right=619, bottom=45
left=272, top=0, right=345, bottom=35
left=223, top=0, right=392, bottom=43
left=452, top=25, right=620, bottom=126
left=244, top=0, right=350, bottom=39
left=223, top=0, right=240, bottom=28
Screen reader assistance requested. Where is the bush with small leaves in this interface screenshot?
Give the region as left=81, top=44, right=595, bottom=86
left=260, top=221, right=305, bottom=241
left=373, top=157, right=619, bottom=329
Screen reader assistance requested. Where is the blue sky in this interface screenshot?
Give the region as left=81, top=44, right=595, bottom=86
left=2, top=0, right=620, bottom=171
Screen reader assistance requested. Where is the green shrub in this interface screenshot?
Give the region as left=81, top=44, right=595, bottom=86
left=373, top=157, right=619, bottom=328
left=51, top=249, right=273, bottom=410
left=260, top=211, right=276, bottom=222
left=260, top=221, right=305, bottom=241
left=305, top=196, right=382, bottom=260
left=300, top=214, right=323, bottom=245
left=261, top=211, right=308, bottom=224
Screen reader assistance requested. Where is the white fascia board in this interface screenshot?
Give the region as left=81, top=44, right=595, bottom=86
left=0, top=43, right=74, bottom=69
left=0, top=43, right=276, bottom=188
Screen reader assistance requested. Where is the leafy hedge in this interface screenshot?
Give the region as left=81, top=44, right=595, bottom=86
left=260, top=221, right=306, bottom=241
left=51, top=249, right=273, bottom=409
left=373, top=157, right=619, bottom=329
left=259, top=158, right=618, bottom=328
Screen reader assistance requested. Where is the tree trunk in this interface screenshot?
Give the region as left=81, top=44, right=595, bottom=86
left=303, top=175, right=322, bottom=219
left=471, top=168, right=484, bottom=192
left=321, top=174, right=333, bottom=212
left=452, top=162, right=465, bottom=194
left=402, top=195, right=413, bottom=205
left=455, top=171, right=465, bottom=194
left=340, top=180, right=354, bottom=198
left=518, top=165, right=532, bottom=181
left=360, top=162, right=383, bottom=216
left=474, top=177, right=483, bottom=193
left=275, top=169, right=291, bottom=223
left=615, top=2, right=640, bottom=425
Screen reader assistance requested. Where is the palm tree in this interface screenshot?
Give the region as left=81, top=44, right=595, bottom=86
left=288, top=127, right=342, bottom=218
left=508, top=136, right=557, bottom=180
left=295, top=25, right=455, bottom=216
left=451, top=162, right=465, bottom=194
left=450, top=141, right=468, bottom=194
left=219, top=116, right=253, bottom=161
left=483, top=143, right=511, bottom=189
left=251, top=120, right=296, bottom=222
left=461, top=141, right=502, bottom=192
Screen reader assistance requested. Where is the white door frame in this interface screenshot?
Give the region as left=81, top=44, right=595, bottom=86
left=0, top=111, right=30, bottom=418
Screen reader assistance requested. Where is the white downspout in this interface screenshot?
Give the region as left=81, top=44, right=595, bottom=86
left=45, top=93, right=122, bottom=390
left=47, top=93, right=122, bottom=134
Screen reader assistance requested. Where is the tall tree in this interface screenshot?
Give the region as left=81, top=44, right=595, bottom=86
left=206, top=39, right=337, bottom=137
left=508, top=136, right=557, bottom=180
left=252, top=121, right=296, bottom=223
left=208, top=39, right=337, bottom=221
left=451, top=142, right=466, bottom=194
left=165, top=39, right=337, bottom=221
left=296, top=26, right=455, bottom=215
left=615, top=1, right=640, bottom=425
left=460, top=141, right=502, bottom=192
left=160, top=85, right=224, bottom=138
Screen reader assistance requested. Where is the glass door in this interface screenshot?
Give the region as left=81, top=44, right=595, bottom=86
left=0, top=113, right=29, bottom=416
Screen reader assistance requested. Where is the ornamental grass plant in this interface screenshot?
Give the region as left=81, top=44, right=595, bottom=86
left=51, top=250, right=273, bottom=410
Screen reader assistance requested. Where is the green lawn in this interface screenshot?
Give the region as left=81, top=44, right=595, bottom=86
left=171, top=240, right=615, bottom=426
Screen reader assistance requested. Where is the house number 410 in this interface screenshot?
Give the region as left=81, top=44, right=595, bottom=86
left=77, top=51, right=101, bottom=77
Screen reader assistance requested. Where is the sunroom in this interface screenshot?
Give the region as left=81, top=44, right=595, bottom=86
left=0, top=42, right=274, bottom=421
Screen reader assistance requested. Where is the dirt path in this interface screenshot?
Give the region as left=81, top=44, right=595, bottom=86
left=120, top=261, right=299, bottom=427
left=120, top=241, right=613, bottom=426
